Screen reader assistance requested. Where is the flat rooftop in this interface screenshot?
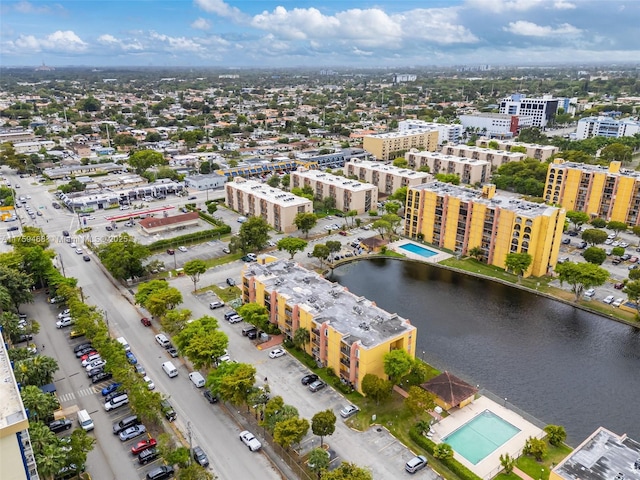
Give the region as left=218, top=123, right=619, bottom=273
left=553, top=427, right=640, bottom=480
left=445, top=145, right=526, bottom=158
left=0, top=332, right=28, bottom=431
left=292, top=169, right=377, bottom=192
left=409, top=151, right=490, bottom=166
left=347, top=160, right=432, bottom=179
left=551, top=161, right=640, bottom=180
left=244, top=259, right=415, bottom=348
left=365, top=129, right=436, bottom=139
left=228, top=178, right=312, bottom=208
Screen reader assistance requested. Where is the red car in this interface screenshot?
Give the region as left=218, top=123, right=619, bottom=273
left=131, top=438, right=156, bottom=455
left=614, top=283, right=624, bottom=290
left=79, top=351, right=98, bottom=362
left=338, top=231, right=348, bottom=236
left=140, top=317, right=152, bottom=327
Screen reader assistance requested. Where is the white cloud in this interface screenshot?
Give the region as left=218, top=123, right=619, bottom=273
left=553, top=1, right=576, bottom=9
left=97, top=34, right=143, bottom=51
left=466, top=0, right=545, bottom=13
left=504, top=20, right=582, bottom=37
left=149, top=32, right=203, bottom=52
left=399, top=8, right=478, bottom=45
left=12, top=1, right=53, bottom=14
left=10, top=30, right=87, bottom=53
left=191, top=17, right=211, bottom=30
left=194, top=0, right=244, bottom=21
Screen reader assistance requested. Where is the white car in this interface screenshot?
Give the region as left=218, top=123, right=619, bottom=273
left=70, top=242, right=77, bottom=249
left=584, top=288, right=596, bottom=297
left=58, top=309, right=71, bottom=318
left=620, top=242, right=629, bottom=248
left=339, top=404, right=360, bottom=418
left=612, top=298, right=624, bottom=307
left=144, top=376, right=155, bottom=390
left=56, top=317, right=73, bottom=328
left=178, top=246, right=187, bottom=252
left=75, top=248, right=83, bottom=255
left=267, top=240, right=276, bottom=247
left=85, top=359, right=106, bottom=371
left=603, top=295, right=615, bottom=304
left=269, top=348, right=286, bottom=359
left=239, top=430, right=262, bottom=451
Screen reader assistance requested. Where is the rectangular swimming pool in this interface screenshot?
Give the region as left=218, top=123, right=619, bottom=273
left=443, top=410, right=520, bottom=465
left=398, top=243, right=438, bottom=258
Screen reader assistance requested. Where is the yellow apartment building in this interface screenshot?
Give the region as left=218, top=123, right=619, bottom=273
left=241, top=259, right=417, bottom=393
left=545, top=160, right=640, bottom=225
left=363, top=129, right=438, bottom=160
left=405, top=182, right=565, bottom=277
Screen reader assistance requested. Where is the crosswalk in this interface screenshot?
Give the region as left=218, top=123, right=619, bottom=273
left=58, top=387, right=97, bottom=403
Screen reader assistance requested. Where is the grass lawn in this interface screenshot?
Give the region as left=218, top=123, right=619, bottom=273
left=197, top=283, right=242, bottom=302
left=516, top=443, right=572, bottom=480
left=494, top=473, right=521, bottom=480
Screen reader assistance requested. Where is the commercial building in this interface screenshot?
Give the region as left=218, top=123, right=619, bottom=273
left=499, top=94, right=560, bottom=128
left=0, top=332, right=40, bottom=480
left=345, top=159, right=432, bottom=196
left=575, top=116, right=640, bottom=140
left=398, top=120, right=463, bottom=145
left=406, top=151, right=490, bottom=185
left=42, top=162, right=123, bottom=180
left=458, top=113, right=533, bottom=138
left=404, top=182, right=565, bottom=277
left=184, top=173, right=227, bottom=191
left=215, top=158, right=298, bottom=179
left=475, top=139, right=559, bottom=161
left=550, top=427, right=640, bottom=480
left=290, top=168, right=377, bottom=214
left=440, top=145, right=526, bottom=169
left=241, top=258, right=417, bottom=393
left=225, top=178, right=312, bottom=233
left=544, top=160, right=640, bottom=225
left=139, top=211, right=200, bottom=235
left=363, top=129, right=438, bottom=161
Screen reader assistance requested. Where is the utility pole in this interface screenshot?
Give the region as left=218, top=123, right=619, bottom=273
left=187, top=422, right=193, bottom=466
left=59, top=254, right=66, bottom=277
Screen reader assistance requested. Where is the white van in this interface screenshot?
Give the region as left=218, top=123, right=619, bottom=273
left=77, top=409, right=94, bottom=431
left=162, top=361, right=178, bottom=378
left=188, top=371, right=205, bottom=388
left=116, top=336, right=130, bottom=352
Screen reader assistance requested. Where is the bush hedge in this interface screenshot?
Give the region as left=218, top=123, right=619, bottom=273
left=148, top=226, right=230, bottom=251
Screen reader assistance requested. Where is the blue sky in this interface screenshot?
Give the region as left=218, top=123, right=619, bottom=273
left=1, top=0, right=638, bottom=67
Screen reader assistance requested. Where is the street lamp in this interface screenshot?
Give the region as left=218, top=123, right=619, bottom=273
left=504, top=397, right=508, bottom=407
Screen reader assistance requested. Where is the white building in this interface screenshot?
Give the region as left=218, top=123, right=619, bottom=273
left=440, top=145, right=526, bottom=169
left=184, top=173, right=227, bottom=191
left=13, top=140, right=55, bottom=154
left=575, top=116, right=640, bottom=140
left=499, top=94, right=560, bottom=128
left=398, top=120, right=463, bottom=145
left=458, top=113, right=534, bottom=138
left=406, top=151, right=490, bottom=185
left=345, top=159, right=432, bottom=196
left=475, top=139, right=559, bottom=161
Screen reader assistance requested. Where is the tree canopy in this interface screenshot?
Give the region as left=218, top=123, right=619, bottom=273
left=277, top=237, right=307, bottom=259
left=294, top=212, right=318, bottom=237
left=97, top=234, right=150, bottom=281
left=556, top=261, right=609, bottom=301
left=127, top=149, right=166, bottom=174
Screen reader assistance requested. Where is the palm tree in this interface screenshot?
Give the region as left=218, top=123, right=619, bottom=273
left=35, top=442, right=67, bottom=480
left=21, top=386, right=58, bottom=422
left=29, top=421, right=58, bottom=456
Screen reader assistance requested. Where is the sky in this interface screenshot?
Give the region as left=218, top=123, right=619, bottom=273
left=0, top=0, right=638, bottom=68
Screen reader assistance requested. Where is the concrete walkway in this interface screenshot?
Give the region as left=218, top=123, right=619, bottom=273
left=514, top=466, right=537, bottom=480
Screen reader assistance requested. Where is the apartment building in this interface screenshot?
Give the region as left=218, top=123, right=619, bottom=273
left=440, top=145, right=526, bottom=169
left=476, top=139, right=559, bottom=161
left=225, top=177, right=312, bottom=233
left=290, top=168, right=378, bottom=214
left=544, top=160, right=640, bottom=225
left=499, top=94, right=559, bottom=128
left=405, top=182, right=565, bottom=277
left=406, top=150, right=490, bottom=185
left=575, top=116, right=640, bottom=140
left=0, top=332, right=40, bottom=480
left=459, top=113, right=533, bottom=138
left=295, top=148, right=371, bottom=170
left=13, top=140, right=55, bottom=154
left=345, top=159, right=433, bottom=196
left=0, top=128, right=35, bottom=144
left=398, top=120, right=463, bottom=145
left=241, top=259, right=417, bottom=393
left=363, top=129, right=438, bottom=161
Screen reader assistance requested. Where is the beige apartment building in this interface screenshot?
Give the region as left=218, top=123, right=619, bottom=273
left=406, top=150, right=490, bottom=185
left=345, top=159, right=433, bottom=196
left=475, top=139, right=559, bottom=161
left=363, top=129, right=438, bottom=160
left=225, top=177, right=312, bottom=233
left=290, top=168, right=378, bottom=214
left=440, top=145, right=526, bottom=169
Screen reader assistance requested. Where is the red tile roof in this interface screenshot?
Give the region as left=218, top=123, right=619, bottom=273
left=139, top=211, right=199, bottom=229
left=420, top=371, right=478, bottom=407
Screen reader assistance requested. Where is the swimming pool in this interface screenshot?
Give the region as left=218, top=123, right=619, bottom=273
left=443, top=410, right=520, bottom=465
left=398, top=243, right=438, bottom=258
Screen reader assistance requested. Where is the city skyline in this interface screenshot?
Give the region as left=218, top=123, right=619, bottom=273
left=0, top=0, right=639, bottom=68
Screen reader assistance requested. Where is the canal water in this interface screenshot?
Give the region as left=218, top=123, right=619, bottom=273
left=330, top=258, right=640, bottom=445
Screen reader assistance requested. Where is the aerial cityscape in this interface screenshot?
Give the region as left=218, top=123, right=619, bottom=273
left=1, top=1, right=640, bottom=480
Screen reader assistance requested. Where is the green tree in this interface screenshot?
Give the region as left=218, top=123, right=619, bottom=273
left=517, top=127, right=547, bottom=144
left=388, top=186, right=408, bottom=204
left=308, top=447, right=331, bottom=477
left=292, top=327, right=310, bottom=350
left=67, top=428, right=95, bottom=474
left=434, top=173, right=460, bottom=185
left=35, top=441, right=68, bottom=480
left=311, top=409, right=336, bottom=447
left=581, top=228, right=608, bottom=246
left=392, top=157, right=408, bottom=168
left=14, top=355, right=59, bottom=387
left=207, top=362, right=256, bottom=407
left=556, top=261, right=609, bottom=301
left=77, top=96, right=102, bottom=111
left=468, top=246, right=484, bottom=261
left=383, top=201, right=401, bottom=216
left=97, top=234, right=150, bottom=281
left=543, top=425, right=567, bottom=446
left=404, top=386, right=436, bottom=418
left=312, top=244, right=330, bottom=267
left=161, top=309, right=192, bottom=336
left=21, top=386, right=59, bottom=422
left=128, top=149, right=166, bottom=174
left=294, top=212, right=318, bottom=238
left=361, top=373, right=392, bottom=405
left=600, top=142, right=632, bottom=164
left=176, top=464, right=214, bottom=480
left=262, top=396, right=299, bottom=433
left=583, top=247, right=607, bottom=265
left=135, top=279, right=170, bottom=306
left=632, top=225, right=640, bottom=244
left=383, top=349, right=413, bottom=384
left=499, top=453, right=516, bottom=474
left=606, top=221, right=628, bottom=237
left=504, top=252, right=533, bottom=279
left=523, top=436, right=547, bottom=461
left=566, top=211, right=590, bottom=232
left=325, top=240, right=342, bottom=259
left=623, top=280, right=640, bottom=314
left=267, top=176, right=281, bottom=188
left=0, top=265, right=33, bottom=311
left=434, top=443, right=454, bottom=460
left=372, top=219, right=391, bottom=240
left=145, top=287, right=183, bottom=319
left=629, top=270, right=640, bottom=281
left=277, top=237, right=307, bottom=259
left=238, top=216, right=271, bottom=251
left=281, top=174, right=291, bottom=189
left=274, top=417, right=309, bottom=450
left=236, top=303, right=270, bottom=332
left=183, top=259, right=207, bottom=292
left=381, top=213, right=403, bottom=237
left=611, top=246, right=625, bottom=257
left=590, top=217, right=607, bottom=228
left=321, top=462, right=373, bottom=480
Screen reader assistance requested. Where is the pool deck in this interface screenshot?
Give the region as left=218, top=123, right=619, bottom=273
left=389, top=240, right=452, bottom=263
left=429, top=396, right=545, bottom=479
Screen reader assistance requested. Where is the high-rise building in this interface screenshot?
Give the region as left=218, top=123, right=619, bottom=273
left=241, top=259, right=417, bottom=393
left=499, top=94, right=559, bottom=128
left=363, top=129, right=438, bottom=161
left=405, top=182, right=565, bottom=277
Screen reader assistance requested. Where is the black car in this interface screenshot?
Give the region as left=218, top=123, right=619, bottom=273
left=561, top=238, right=571, bottom=244
left=192, top=446, right=209, bottom=467
left=48, top=418, right=73, bottom=433
left=203, top=389, right=218, bottom=404
left=146, top=465, right=174, bottom=480
left=87, top=366, right=104, bottom=378
left=75, top=346, right=95, bottom=358
left=161, top=400, right=177, bottom=422
left=13, top=333, right=33, bottom=343
left=138, top=447, right=160, bottom=465
left=247, top=330, right=258, bottom=340
left=226, top=278, right=236, bottom=286
left=167, top=346, right=178, bottom=358
left=73, top=342, right=92, bottom=353
left=91, top=371, right=113, bottom=383
left=301, top=374, right=319, bottom=385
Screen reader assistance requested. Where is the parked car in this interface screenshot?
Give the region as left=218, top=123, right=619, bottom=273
left=209, top=301, right=225, bottom=309
left=56, top=317, right=74, bottom=328
left=126, top=351, right=138, bottom=364
left=167, top=346, right=179, bottom=358
left=138, top=447, right=159, bottom=465
left=144, top=376, right=155, bottom=390
left=405, top=455, right=428, bottom=473
left=308, top=380, right=326, bottom=392
left=101, top=383, right=122, bottom=396
left=603, top=295, right=615, bottom=304
left=161, top=400, right=177, bottom=422
left=131, top=438, right=157, bottom=455
left=48, top=418, right=73, bottom=433
left=91, top=371, right=113, bottom=383
left=178, top=246, right=187, bottom=252
left=203, top=389, right=218, bottom=404
left=166, top=249, right=175, bottom=255
left=192, top=446, right=209, bottom=467
left=145, top=465, right=174, bottom=480
left=226, top=278, right=236, bottom=286
left=612, top=298, right=625, bottom=307
left=269, top=348, right=286, bottom=359
left=141, top=317, right=152, bottom=327
left=82, top=255, right=91, bottom=262
left=614, top=282, right=625, bottom=289
left=339, top=404, right=360, bottom=418
left=301, top=374, right=318, bottom=385
left=222, top=247, right=231, bottom=254
left=119, top=424, right=147, bottom=441
left=74, top=346, right=94, bottom=358
left=135, top=364, right=146, bottom=376
left=584, top=288, right=596, bottom=297
left=561, top=237, right=571, bottom=244
left=239, top=430, right=262, bottom=451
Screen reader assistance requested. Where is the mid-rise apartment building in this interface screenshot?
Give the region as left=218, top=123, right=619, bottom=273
left=459, top=113, right=533, bottom=138
left=363, top=129, right=438, bottom=161
left=1, top=332, right=40, bottom=480
left=440, top=145, right=526, bottom=169
left=499, top=94, right=559, bottom=128
left=544, top=160, right=640, bottom=225
left=241, top=259, right=417, bottom=393
left=290, top=168, right=377, bottom=214
left=475, top=139, right=559, bottom=161
left=405, top=183, right=565, bottom=277
left=575, top=116, right=640, bottom=140
left=406, top=150, right=490, bottom=185
left=398, top=120, right=463, bottom=145
left=345, top=159, right=432, bottom=196
left=225, top=177, right=312, bottom=233
left=0, top=128, right=35, bottom=144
